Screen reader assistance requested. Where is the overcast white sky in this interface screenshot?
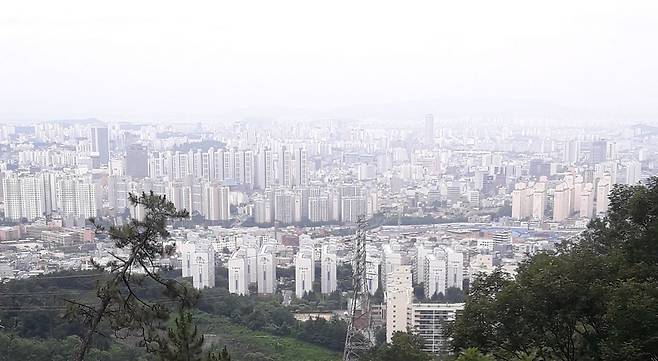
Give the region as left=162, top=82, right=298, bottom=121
left=1, top=0, right=657, bottom=123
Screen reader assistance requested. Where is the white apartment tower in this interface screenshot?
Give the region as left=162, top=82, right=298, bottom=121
left=408, top=303, right=464, bottom=354
left=255, top=147, right=274, bottom=190
left=511, top=182, right=532, bottom=220
left=580, top=183, right=595, bottom=219
left=228, top=249, right=249, bottom=295
left=625, top=161, right=641, bottom=185
left=445, top=248, right=464, bottom=290
left=413, top=243, right=430, bottom=285
left=293, top=147, right=308, bottom=187
left=321, top=243, right=337, bottom=294
left=295, top=247, right=314, bottom=298
left=382, top=243, right=402, bottom=293
left=553, top=183, right=571, bottom=222
left=257, top=245, right=277, bottom=294
left=385, top=265, right=413, bottom=343
left=278, top=145, right=293, bottom=188
left=424, top=254, right=447, bottom=298
left=596, top=176, right=612, bottom=216
left=2, top=175, right=23, bottom=221
left=192, top=244, right=216, bottom=290
left=531, top=183, right=546, bottom=220
left=202, top=182, right=231, bottom=221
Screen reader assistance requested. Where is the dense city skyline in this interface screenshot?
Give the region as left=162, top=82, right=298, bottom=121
left=1, top=2, right=657, bottom=360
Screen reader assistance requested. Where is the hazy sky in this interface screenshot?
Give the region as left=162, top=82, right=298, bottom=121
left=1, top=0, right=657, bottom=122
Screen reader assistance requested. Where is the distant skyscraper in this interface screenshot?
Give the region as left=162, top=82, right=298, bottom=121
left=125, top=144, right=148, bottom=177
left=56, top=176, right=99, bottom=221
left=511, top=182, right=532, bottom=220
left=257, top=245, right=277, bottom=294
left=181, top=242, right=195, bottom=278
left=385, top=265, right=413, bottom=343
left=90, top=126, right=110, bottom=167
left=278, top=145, right=293, bottom=188
left=202, top=182, right=230, bottom=221
left=320, top=243, right=337, bottom=295
left=274, top=191, right=294, bottom=224
left=192, top=244, right=216, bottom=290
left=562, top=140, right=581, bottom=164
left=295, top=247, right=314, bottom=298
left=531, top=183, right=546, bottom=220
left=413, top=243, right=429, bottom=285
left=424, top=114, right=434, bottom=145
left=445, top=248, right=464, bottom=290
left=228, top=249, right=249, bottom=295
left=408, top=303, right=464, bottom=355
left=580, top=183, right=595, bottom=219
left=625, top=161, right=641, bottom=185
left=255, top=147, right=274, bottom=190
left=381, top=243, right=401, bottom=292
left=2, top=175, right=24, bottom=221
left=553, top=183, right=571, bottom=222
left=308, top=195, right=329, bottom=222
left=596, top=175, right=612, bottom=215
left=293, top=147, right=308, bottom=187
left=424, top=253, right=446, bottom=298
left=591, top=140, right=607, bottom=164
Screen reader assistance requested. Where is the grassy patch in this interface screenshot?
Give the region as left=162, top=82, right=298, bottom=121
left=194, top=312, right=342, bottom=361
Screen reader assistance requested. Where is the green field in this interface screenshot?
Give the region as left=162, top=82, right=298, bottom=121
left=195, top=313, right=342, bottom=361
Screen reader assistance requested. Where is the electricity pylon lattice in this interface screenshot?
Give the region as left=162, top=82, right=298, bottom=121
left=343, top=215, right=374, bottom=361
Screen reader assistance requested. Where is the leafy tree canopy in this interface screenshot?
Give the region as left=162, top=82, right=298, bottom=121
left=452, top=178, right=658, bottom=361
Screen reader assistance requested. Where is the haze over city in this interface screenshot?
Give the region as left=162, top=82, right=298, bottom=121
left=1, top=2, right=658, bottom=361
left=2, top=0, right=658, bottom=123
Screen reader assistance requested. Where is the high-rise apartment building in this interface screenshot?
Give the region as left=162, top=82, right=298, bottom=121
left=255, top=147, right=274, bottom=190
left=293, top=147, right=308, bottom=187
left=125, top=144, right=148, bottom=177
left=385, top=265, right=413, bottom=343
left=625, top=161, right=641, bottom=185
left=553, top=183, right=571, bottom=222
left=295, top=247, right=314, bottom=298
left=580, top=183, right=595, bottom=219
left=201, top=182, right=230, bottom=221
left=596, top=176, right=612, bottom=216
left=2, top=175, right=24, bottom=221
left=424, top=114, right=434, bottom=145
left=228, top=248, right=249, bottom=295
left=320, top=243, right=337, bottom=294
left=531, top=183, right=546, bottom=220
left=382, top=243, right=402, bottom=292
left=278, top=145, right=293, bottom=188
left=424, top=253, right=447, bottom=298
left=408, top=303, right=464, bottom=354
left=192, top=244, right=216, bottom=290
left=90, top=126, right=110, bottom=167
left=257, top=245, right=277, bottom=294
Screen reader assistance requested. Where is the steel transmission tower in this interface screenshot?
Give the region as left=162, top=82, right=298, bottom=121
left=343, top=215, right=375, bottom=361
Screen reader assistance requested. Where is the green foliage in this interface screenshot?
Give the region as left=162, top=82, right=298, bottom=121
left=295, top=317, right=348, bottom=352
left=361, top=332, right=434, bottom=361
left=452, top=178, right=658, bottom=361
left=194, top=313, right=341, bottom=361
left=197, top=287, right=347, bottom=352
left=0, top=332, right=148, bottom=361
left=67, top=191, right=195, bottom=361
left=157, top=312, right=204, bottom=361
left=206, top=346, right=231, bottom=361
left=456, top=348, right=494, bottom=361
